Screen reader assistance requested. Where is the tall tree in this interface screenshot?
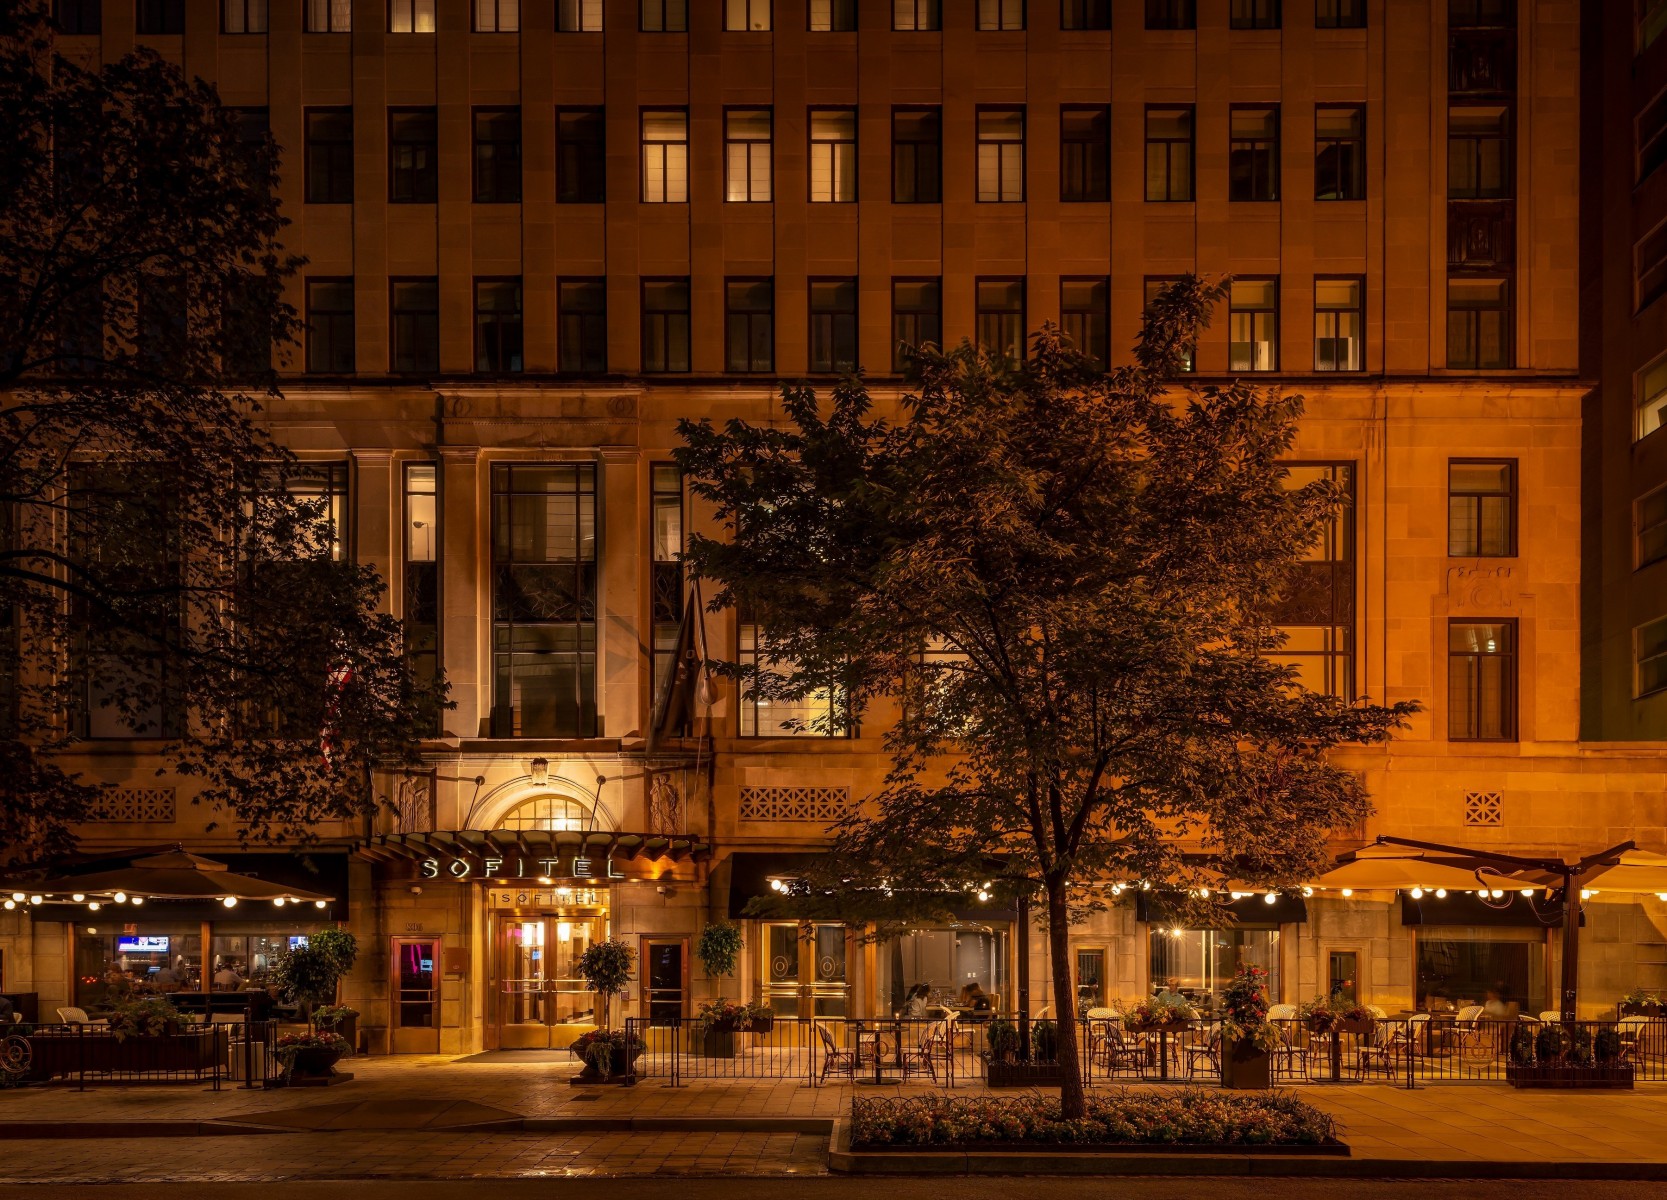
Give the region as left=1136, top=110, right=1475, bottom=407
left=0, top=1, right=444, bottom=869
left=676, top=280, right=1415, bottom=1116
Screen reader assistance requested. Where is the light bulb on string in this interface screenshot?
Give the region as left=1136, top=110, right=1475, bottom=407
left=71, top=893, right=85, bottom=903
left=1410, top=887, right=1424, bottom=900
left=1435, top=889, right=1447, bottom=899
left=131, top=896, right=144, bottom=906
left=222, top=896, right=238, bottom=908
left=113, top=892, right=126, bottom=904
left=1340, top=888, right=1353, bottom=897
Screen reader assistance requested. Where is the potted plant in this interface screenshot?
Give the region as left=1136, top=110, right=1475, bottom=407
left=984, top=1016, right=1019, bottom=1064
left=312, top=1004, right=359, bottom=1054
left=694, top=999, right=749, bottom=1057
left=982, top=1017, right=1067, bottom=1086
left=1218, top=965, right=1280, bottom=1090
left=576, top=938, right=635, bottom=1030
left=1508, top=1021, right=1634, bottom=1089
left=107, top=996, right=185, bottom=1041
left=695, top=922, right=744, bottom=983
left=1620, top=987, right=1663, bottom=1017
left=568, top=1028, right=645, bottom=1083
left=1128, top=994, right=1196, bottom=1032
left=744, top=998, right=775, bottom=1035
left=275, top=1030, right=349, bottom=1083
left=270, top=930, right=359, bottom=1021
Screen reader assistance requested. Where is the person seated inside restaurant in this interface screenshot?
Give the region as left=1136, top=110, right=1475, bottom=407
left=903, top=982, right=932, bottom=1019
left=212, top=962, right=244, bottom=991
left=959, top=981, right=993, bottom=1016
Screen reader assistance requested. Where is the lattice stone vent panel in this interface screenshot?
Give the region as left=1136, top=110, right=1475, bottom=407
left=1463, top=791, right=1503, bottom=826
left=738, top=786, right=853, bottom=822
left=85, top=787, right=176, bottom=823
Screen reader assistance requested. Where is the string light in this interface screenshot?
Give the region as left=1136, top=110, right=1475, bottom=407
left=131, top=896, right=144, bottom=906
left=1490, top=889, right=1504, bottom=899
left=1434, top=889, right=1447, bottom=899
left=221, top=896, right=238, bottom=908
left=314, top=900, right=327, bottom=909
left=1410, top=887, right=1424, bottom=900
left=1300, top=886, right=1313, bottom=897
left=71, top=893, right=85, bottom=903
left=1263, top=892, right=1278, bottom=905
left=113, top=892, right=127, bottom=904
left=1340, top=888, right=1353, bottom=898
left=1520, top=888, right=1534, bottom=898
left=2, top=900, right=12, bottom=911
left=9, top=893, right=22, bottom=902
left=87, top=901, right=100, bottom=911
left=274, top=897, right=287, bottom=907
left=1580, top=889, right=1592, bottom=900
left=28, top=895, right=42, bottom=905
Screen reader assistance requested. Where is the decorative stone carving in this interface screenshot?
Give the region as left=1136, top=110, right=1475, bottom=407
left=648, top=771, right=685, bottom=836
left=738, top=786, right=853, bottom=823
left=1447, top=565, right=1516, bottom=612
left=1464, top=791, right=1504, bottom=827
left=395, top=773, right=435, bottom=833
left=83, top=788, right=175, bottom=823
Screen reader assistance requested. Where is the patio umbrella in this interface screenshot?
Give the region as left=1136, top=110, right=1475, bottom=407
left=1568, top=849, right=1667, bottom=896
left=1306, top=844, right=1521, bottom=893
left=1, top=849, right=332, bottom=907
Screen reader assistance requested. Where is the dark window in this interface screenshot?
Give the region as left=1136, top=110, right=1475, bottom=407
left=1316, top=0, right=1364, bottom=27
left=473, top=108, right=522, bottom=204
left=1314, top=277, right=1363, bottom=371
left=138, top=275, right=187, bottom=372
left=650, top=463, right=685, bottom=711
left=305, top=0, right=350, bottom=31
left=137, top=0, right=184, bottom=33
left=229, top=107, right=272, bottom=190
left=1062, top=0, right=1110, bottom=29
left=491, top=463, right=598, bottom=738
left=1641, top=225, right=1667, bottom=312
left=1638, top=616, right=1667, bottom=699
left=892, top=278, right=941, bottom=372
left=1144, top=276, right=1193, bottom=371
left=1145, top=0, right=1194, bottom=27
left=389, top=108, right=438, bottom=203
left=1061, top=278, right=1109, bottom=369
left=1644, top=0, right=1667, bottom=52
left=1315, top=105, right=1364, bottom=200
left=222, top=0, right=267, bottom=33
left=1450, top=0, right=1513, bottom=28
left=725, top=108, right=773, bottom=202
left=1448, top=105, right=1510, bottom=198
left=810, top=0, right=855, bottom=30
left=1229, top=278, right=1278, bottom=371
left=976, top=278, right=1025, bottom=367
left=1447, top=276, right=1511, bottom=368
left=1229, top=106, right=1280, bottom=202
left=1448, top=621, right=1515, bottom=741
left=222, top=273, right=272, bottom=380
left=809, top=279, right=858, bottom=374
left=893, top=108, right=942, bottom=203
left=977, top=0, right=1023, bottom=29
left=54, top=0, right=102, bottom=34
left=1060, top=106, right=1110, bottom=202
left=894, top=0, right=938, bottom=28
left=306, top=278, right=355, bottom=374
left=473, top=0, right=517, bottom=31
left=1145, top=107, right=1194, bottom=201
left=403, top=463, right=440, bottom=729
left=1448, top=461, right=1515, bottom=557
left=474, top=278, right=523, bottom=374
left=390, top=278, right=439, bottom=375
left=305, top=108, right=354, bottom=204
left=1274, top=463, right=1355, bottom=699
left=725, top=278, right=774, bottom=374
left=1640, top=90, right=1667, bottom=184
left=55, top=283, right=103, bottom=376
left=976, top=108, right=1025, bottom=203
left=1638, top=484, right=1667, bottom=569
left=557, top=0, right=601, bottom=30
left=557, top=108, right=606, bottom=203
left=558, top=278, right=607, bottom=375
left=1230, top=0, right=1279, bottom=29
left=642, top=279, right=691, bottom=373
left=641, top=0, right=686, bottom=31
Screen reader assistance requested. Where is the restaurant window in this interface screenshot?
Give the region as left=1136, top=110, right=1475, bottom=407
left=473, top=108, right=522, bottom=204
left=726, top=0, right=769, bottom=29
left=976, top=278, right=1025, bottom=368
left=491, top=463, right=597, bottom=738
left=558, top=0, right=601, bottom=30
left=641, top=0, right=686, bottom=31
left=1146, top=0, right=1194, bottom=27
left=1273, top=463, right=1354, bottom=699
left=1448, top=105, right=1509, bottom=199
left=138, top=0, right=184, bottom=32
left=557, top=109, right=607, bottom=204
left=1075, top=948, right=1107, bottom=1010
left=725, top=278, right=774, bottom=374
left=810, top=109, right=857, bottom=203
left=1314, top=277, right=1363, bottom=371
left=306, top=278, right=355, bottom=374
left=1316, top=0, right=1364, bottom=27
left=1229, top=278, right=1279, bottom=372
left=1144, top=276, right=1195, bottom=371
left=1145, top=107, right=1194, bottom=202
left=475, top=278, right=523, bottom=374
left=725, top=109, right=773, bottom=203
left=894, top=0, right=938, bottom=29
left=878, top=925, right=1009, bottom=1017
left=389, top=108, right=438, bottom=204
left=1327, top=950, right=1359, bottom=1004
left=75, top=929, right=202, bottom=1008
left=1148, top=927, right=1280, bottom=1011
left=304, top=0, right=349, bottom=31
left=404, top=463, right=440, bottom=714
left=893, top=108, right=942, bottom=203
left=1638, top=615, right=1667, bottom=698
left=1447, top=276, right=1511, bottom=369
left=1638, top=483, right=1667, bottom=568
left=1229, top=106, right=1279, bottom=202
left=390, top=277, right=439, bottom=375
left=1060, top=278, right=1109, bottom=369
left=1417, top=937, right=1542, bottom=1015
left=1448, top=460, right=1515, bottom=557
left=55, top=0, right=101, bottom=34
left=1060, top=106, right=1110, bottom=202
left=558, top=278, right=607, bottom=375
left=976, top=109, right=1025, bottom=203
left=1230, top=0, right=1279, bottom=29
left=809, top=278, right=858, bottom=374
left=1639, top=89, right=1667, bottom=184
left=763, top=923, right=850, bottom=1017
left=1315, top=105, right=1364, bottom=201
left=977, top=0, right=1023, bottom=29
left=642, top=278, right=691, bottom=373
left=390, top=0, right=435, bottom=32
left=642, top=110, right=689, bottom=203
left=811, top=0, right=855, bottom=30
left=1641, top=355, right=1667, bottom=442
left=651, top=464, right=684, bottom=707
left=1448, top=620, right=1516, bottom=741
left=305, top=108, right=354, bottom=204
left=1062, top=0, right=1109, bottom=29
left=738, top=623, right=845, bottom=737
left=474, top=0, right=517, bottom=31
left=1644, top=0, right=1667, bottom=53
left=892, top=278, right=941, bottom=372
left=223, top=0, right=267, bottom=33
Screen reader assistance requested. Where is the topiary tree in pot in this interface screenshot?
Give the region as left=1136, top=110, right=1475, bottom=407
left=577, top=939, right=635, bottom=1031
left=270, top=929, right=359, bottom=1023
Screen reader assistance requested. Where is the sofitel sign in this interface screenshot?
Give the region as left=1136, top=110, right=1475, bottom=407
left=418, top=854, right=629, bottom=881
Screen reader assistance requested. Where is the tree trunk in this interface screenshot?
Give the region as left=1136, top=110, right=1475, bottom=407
left=1045, top=877, right=1087, bottom=1119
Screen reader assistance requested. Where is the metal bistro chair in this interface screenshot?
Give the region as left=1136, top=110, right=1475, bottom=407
left=814, top=1021, right=858, bottom=1084
left=1267, top=1004, right=1308, bottom=1080
left=1182, top=1023, right=1221, bottom=1079
left=899, top=1019, right=951, bottom=1083
left=55, top=1007, right=107, bottom=1026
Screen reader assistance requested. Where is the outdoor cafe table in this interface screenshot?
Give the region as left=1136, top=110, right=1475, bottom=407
left=853, top=1020, right=905, bottom=1085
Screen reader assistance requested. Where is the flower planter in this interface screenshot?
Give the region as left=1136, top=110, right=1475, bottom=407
left=1620, top=1003, right=1663, bottom=1018
left=1220, top=1038, right=1271, bottom=1090
left=749, top=1015, right=775, bottom=1035
left=288, top=1045, right=344, bottom=1078
left=314, top=1014, right=357, bottom=1053
left=1506, top=1064, right=1634, bottom=1089
left=1130, top=1021, right=1193, bottom=1035
left=700, top=1028, right=740, bottom=1058
left=1334, top=1018, right=1374, bottom=1036
left=572, top=1048, right=644, bottom=1085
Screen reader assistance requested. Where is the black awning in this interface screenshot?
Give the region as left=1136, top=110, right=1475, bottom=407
left=1136, top=891, right=1308, bottom=926
left=722, top=852, right=1014, bottom=923
left=1400, top=892, right=1574, bottom=928
left=29, top=850, right=350, bottom=923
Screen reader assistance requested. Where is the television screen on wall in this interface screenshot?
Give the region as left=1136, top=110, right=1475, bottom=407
left=117, top=936, right=170, bottom=954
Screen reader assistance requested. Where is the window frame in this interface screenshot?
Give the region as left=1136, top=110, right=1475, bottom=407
left=641, top=277, right=692, bottom=373
left=1228, top=104, right=1281, bottom=203
left=556, top=107, right=607, bottom=204
left=389, top=0, right=436, bottom=32
left=974, top=276, right=1026, bottom=367
left=389, top=107, right=439, bottom=205
left=891, top=277, right=942, bottom=373
left=473, top=0, right=519, bottom=33
left=724, top=107, right=774, bottom=204
left=724, top=277, right=775, bottom=374
left=1145, top=0, right=1194, bottom=27
left=1060, top=277, right=1110, bottom=369
left=1228, top=277, right=1280, bottom=372
left=724, top=0, right=770, bottom=31
left=1447, top=276, right=1513, bottom=370
left=808, top=277, right=859, bottom=375
left=1637, top=615, right=1667, bottom=699
left=1315, top=0, right=1364, bottom=29
left=893, top=0, right=939, bottom=29
left=1144, top=275, right=1196, bottom=372
left=1274, top=461, right=1356, bottom=700
left=303, top=0, right=349, bottom=32
left=221, top=0, right=268, bottom=34
left=975, top=106, right=1026, bottom=204
left=1313, top=275, right=1364, bottom=372
left=1315, top=104, right=1365, bottom=202
left=556, top=0, right=602, bottom=31
left=809, top=107, right=859, bottom=203
left=1230, top=0, right=1280, bottom=30
left=809, top=0, right=856, bottom=30
left=472, top=107, right=523, bottom=205
left=1447, top=459, right=1517, bottom=558
left=1638, top=353, right=1667, bottom=442
left=1144, top=105, right=1195, bottom=202
left=473, top=276, right=525, bottom=375
left=1447, top=619, right=1517, bottom=742
left=1448, top=103, right=1512, bottom=200
left=53, top=0, right=103, bottom=35
left=1635, top=482, right=1667, bottom=569
left=305, top=277, right=355, bottom=375
left=138, top=0, right=186, bottom=33
left=976, top=0, right=1025, bottom=30
left=558, top=278, right=608, bottom=376
left=304, top=106, right=354, bottom=205
left=390, top=276, right=440, bottom=375
left=1059, top=105, right=1111, bottom=203
left=641, top=108, right=690, bottom=204
left=1061, top=0, right=1110, bottom=30
left=892, top=106, right=942, bottom=204
left=640, top=0, right=687, bottom=31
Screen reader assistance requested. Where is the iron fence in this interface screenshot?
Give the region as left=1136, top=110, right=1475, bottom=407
left=0, top=1020, right=286, bottom=1090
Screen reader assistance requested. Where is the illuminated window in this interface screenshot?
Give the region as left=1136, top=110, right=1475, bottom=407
left=976, top=109, right=1025, bottom=202
left=810, top=109, right=857, bottom=203
left=1448, top=621, right=1515, bottom=741
left=725, top=109, right=773, bottom=203
left=641, top=110, right=689, bottom=203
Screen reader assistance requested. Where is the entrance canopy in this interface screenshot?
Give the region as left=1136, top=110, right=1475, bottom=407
left=355, top=829, right=710, bottom=880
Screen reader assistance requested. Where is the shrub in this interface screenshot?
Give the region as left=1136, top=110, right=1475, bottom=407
left=1219, top=964, right=1282, bottom=1054
left=695, top=922, right=743, bottom=980
left=270, top=929, right=359, bottom=1013
left=1031, top=1019, right=1059, bottom=1063
left=1509, top=1025, right=1536, bottom=1066
left=1535, top=1023, right=1565, bottom=1066
left=1594, top=1026, right=1622, bottom=1065
left=106, top=997, right=184, bottom=1042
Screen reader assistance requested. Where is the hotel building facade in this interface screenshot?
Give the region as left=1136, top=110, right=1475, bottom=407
left=5, top=0, right=1667, bottom=1052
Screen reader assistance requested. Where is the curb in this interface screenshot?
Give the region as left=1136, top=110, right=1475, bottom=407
left=0, top=1116, right=835, bottom=1139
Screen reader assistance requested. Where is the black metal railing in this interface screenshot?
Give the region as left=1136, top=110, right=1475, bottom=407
left=0, top=1020, right=286, bottom=1090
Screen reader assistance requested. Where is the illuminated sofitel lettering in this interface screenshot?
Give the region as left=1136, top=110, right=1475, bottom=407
left=418, top=855, right=628, bottom=881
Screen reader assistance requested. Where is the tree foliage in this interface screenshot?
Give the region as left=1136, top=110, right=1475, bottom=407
left=0, top=2, right=444, bottom=869
left=676, top=279, right=1416, bottom=1114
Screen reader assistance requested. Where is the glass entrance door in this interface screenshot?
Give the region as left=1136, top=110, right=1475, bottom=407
left=762, top=923, right=849, bottom=1017
left=495, top=914, right=604, bottom=1048
left=642, top=939, right=686, bottom=1025
left=391, top=937, right=440, bottom=1053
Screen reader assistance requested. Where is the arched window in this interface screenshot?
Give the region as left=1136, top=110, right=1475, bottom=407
left=494, top=795, right=595, bottom=832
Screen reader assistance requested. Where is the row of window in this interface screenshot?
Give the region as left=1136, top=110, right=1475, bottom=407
left=58, top=0, right=1386, bottom=38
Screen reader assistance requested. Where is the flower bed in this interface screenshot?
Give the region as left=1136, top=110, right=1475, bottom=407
left=849, top=1089, right=1342, bottom=1151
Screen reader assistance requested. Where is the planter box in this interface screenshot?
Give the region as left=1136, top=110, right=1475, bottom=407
left=1506, top=1064, right=1634, bottom=1089
left=1221, top=1039, right=1271, bottom=1090
left=314, top=1014, right=358, bottom=1054
left=985, top=1060, right=1067, bottom=1088
left=23, top=1030, right=218, bottom=1081
left=1130, top=1021, right=1193, bottom=1035
left=700, top=1028, right=740, bottom=1058
left=851, top=1140, right=1349, bottom=1157
left=1620, top=1003, right=1664, bottom=1018
left=288, top=1045, right=344, bottom=1079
